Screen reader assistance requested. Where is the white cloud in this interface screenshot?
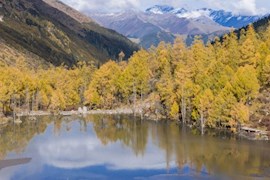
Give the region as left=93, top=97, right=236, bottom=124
left=60, top=0, right=269, bottom=15
left=0, top=122, right=176, bottom=179
left=60, top=0, right=205, bottom=13
left=203, top=0, right=265, bottom=15
left=38, top=136, right=172, bottom=170
left=61, top=0, right=141, bottom=12
left=235, top=0, right=257, bottom=15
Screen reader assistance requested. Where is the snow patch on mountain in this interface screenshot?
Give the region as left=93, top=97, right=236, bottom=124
left=171, top=8, right=188, bottom=15
left=177, top=9, right=211, bottom=19
left=146, top=5, right=264, bottom=28
left=146, top=5, right=175, bottom=14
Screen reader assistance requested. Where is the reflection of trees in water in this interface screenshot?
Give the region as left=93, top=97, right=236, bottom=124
left=88, top=115, right=270, bottom=177
left=86, top=115, right=148, bottom=156
left=150, top=122, right=270, bottom=177
left=0, top=115, right=270, bottom=177
left=0, top=116, right=52, bottom=160
left=0, top=115, right=87, bottom=161
left=52, top=115, right=89, bottom=135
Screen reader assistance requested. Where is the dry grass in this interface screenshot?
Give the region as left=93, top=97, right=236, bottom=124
left=0, top=38, right=50, bottom=68
left=43, top=0, right=93, bottom=23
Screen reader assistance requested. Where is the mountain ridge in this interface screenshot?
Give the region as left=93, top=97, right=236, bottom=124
left=91, top=5, right=267, bottom=48
left=146, top=5, right=264, bottom=28
left=0, top=0, right=138, bottom=66
left=91, top=9, right=229, bottom=48
left=43, top=0, right=94, bottom=23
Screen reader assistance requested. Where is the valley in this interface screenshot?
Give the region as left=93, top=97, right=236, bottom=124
left=1, top=0, right=270, bottom=138
left=91, top=5, right=265, bottom=48
left=0, top=1, right=270, bottom=179
left=0, top=0, right=138, bottom=66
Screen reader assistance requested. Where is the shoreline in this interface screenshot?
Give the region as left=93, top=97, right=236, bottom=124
left=15, top=108, right=137, bottom=117
left=1, top=109, right=269, bottom=141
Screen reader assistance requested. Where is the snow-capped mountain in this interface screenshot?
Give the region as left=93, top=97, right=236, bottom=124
left=146, top=5, right=263, bottom=29
left=207, top=9, right=261, bottom=28
left=90, top=5, right=266, bottom=48
left=145, top=5, right=175, bottom=14
left=91, top=9, right=229, bottom=48
left=91, top=11, right=176, bottom=48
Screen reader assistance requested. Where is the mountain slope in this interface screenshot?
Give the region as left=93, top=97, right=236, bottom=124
left=145, top=5, right=175, bottom=14
left=43, top=0, right=93, bottom=23
left=92, top=11, right=175, bottom=48
left=92, top=10, right=229, bottom=48
left=207, top=9, right=261, bottom=28
left=0, top=0, right=138, bottom=66
left=93, top=4, right=263, bottom=48
left=251, top=15, right=270, bottom=131
left=144, top=13, right=228, bottom=35
left=239, top=14, right=270, bottom=34
left=146, top=5, right=263, bottom=29
left=222, top=14, right=270, bottom=131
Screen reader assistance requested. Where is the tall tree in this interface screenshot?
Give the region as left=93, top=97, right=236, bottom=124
left=230, top=65, right=259, bottom=104
left=193, top=89, right=214, bottom=134
left=85, top=61, right=121, bottom=109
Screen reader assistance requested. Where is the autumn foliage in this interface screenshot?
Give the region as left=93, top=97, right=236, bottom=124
left=1, top=25, right=270, bottom=130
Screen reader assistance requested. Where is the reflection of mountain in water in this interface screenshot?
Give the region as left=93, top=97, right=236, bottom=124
left=0, top=158, right=31, bottom=170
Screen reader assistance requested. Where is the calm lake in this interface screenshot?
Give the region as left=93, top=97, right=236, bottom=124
left=0, top=115, right=270, bottom=180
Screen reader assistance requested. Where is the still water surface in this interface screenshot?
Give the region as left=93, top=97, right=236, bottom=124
left=0, top=115, right=270, bottom=180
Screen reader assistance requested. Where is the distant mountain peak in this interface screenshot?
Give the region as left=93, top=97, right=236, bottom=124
left=171, top=8, right=188, bottom=14
left=146, top=5, right=175, bottom=14
left=90, top=5, right=267, bottom=49
left=176, top=9, right=211, bottom=19
left=145, top=5, right=264, bottom=28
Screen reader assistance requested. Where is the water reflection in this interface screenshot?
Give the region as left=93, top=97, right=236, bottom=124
left=0, top=115, right=269, bottom=179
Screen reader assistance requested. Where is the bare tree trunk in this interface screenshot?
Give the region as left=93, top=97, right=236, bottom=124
left=140, top=84, right=143, bottom=119
left=80, top=86, right=85, bottom=106
left=187, top=97, right=192, bottom=123
left=200, top=111, right=204, bottom=135
left=35, top=90, right=39, bottom=111
left=181, top=94, right=186, bottom=124
left=12, top=96, right=16, bottom=121
left=31, top=94, right=34, bottom=111
left=18, top=95, right=21, bottom=116
left=133, top=82, right=136, bottom=116
left=26, top=87, right=30, bottom=113
left=2, top=103, right=4, bottom=116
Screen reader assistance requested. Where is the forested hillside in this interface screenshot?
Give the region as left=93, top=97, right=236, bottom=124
left=84, top=25, right=269, bottom=132
left=1, top=24, right=270, bottom=132
left=0, top=0, right=138, bottom=66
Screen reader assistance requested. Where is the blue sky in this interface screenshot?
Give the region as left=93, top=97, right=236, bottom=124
left=61, top=0, right=269, bottom=15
